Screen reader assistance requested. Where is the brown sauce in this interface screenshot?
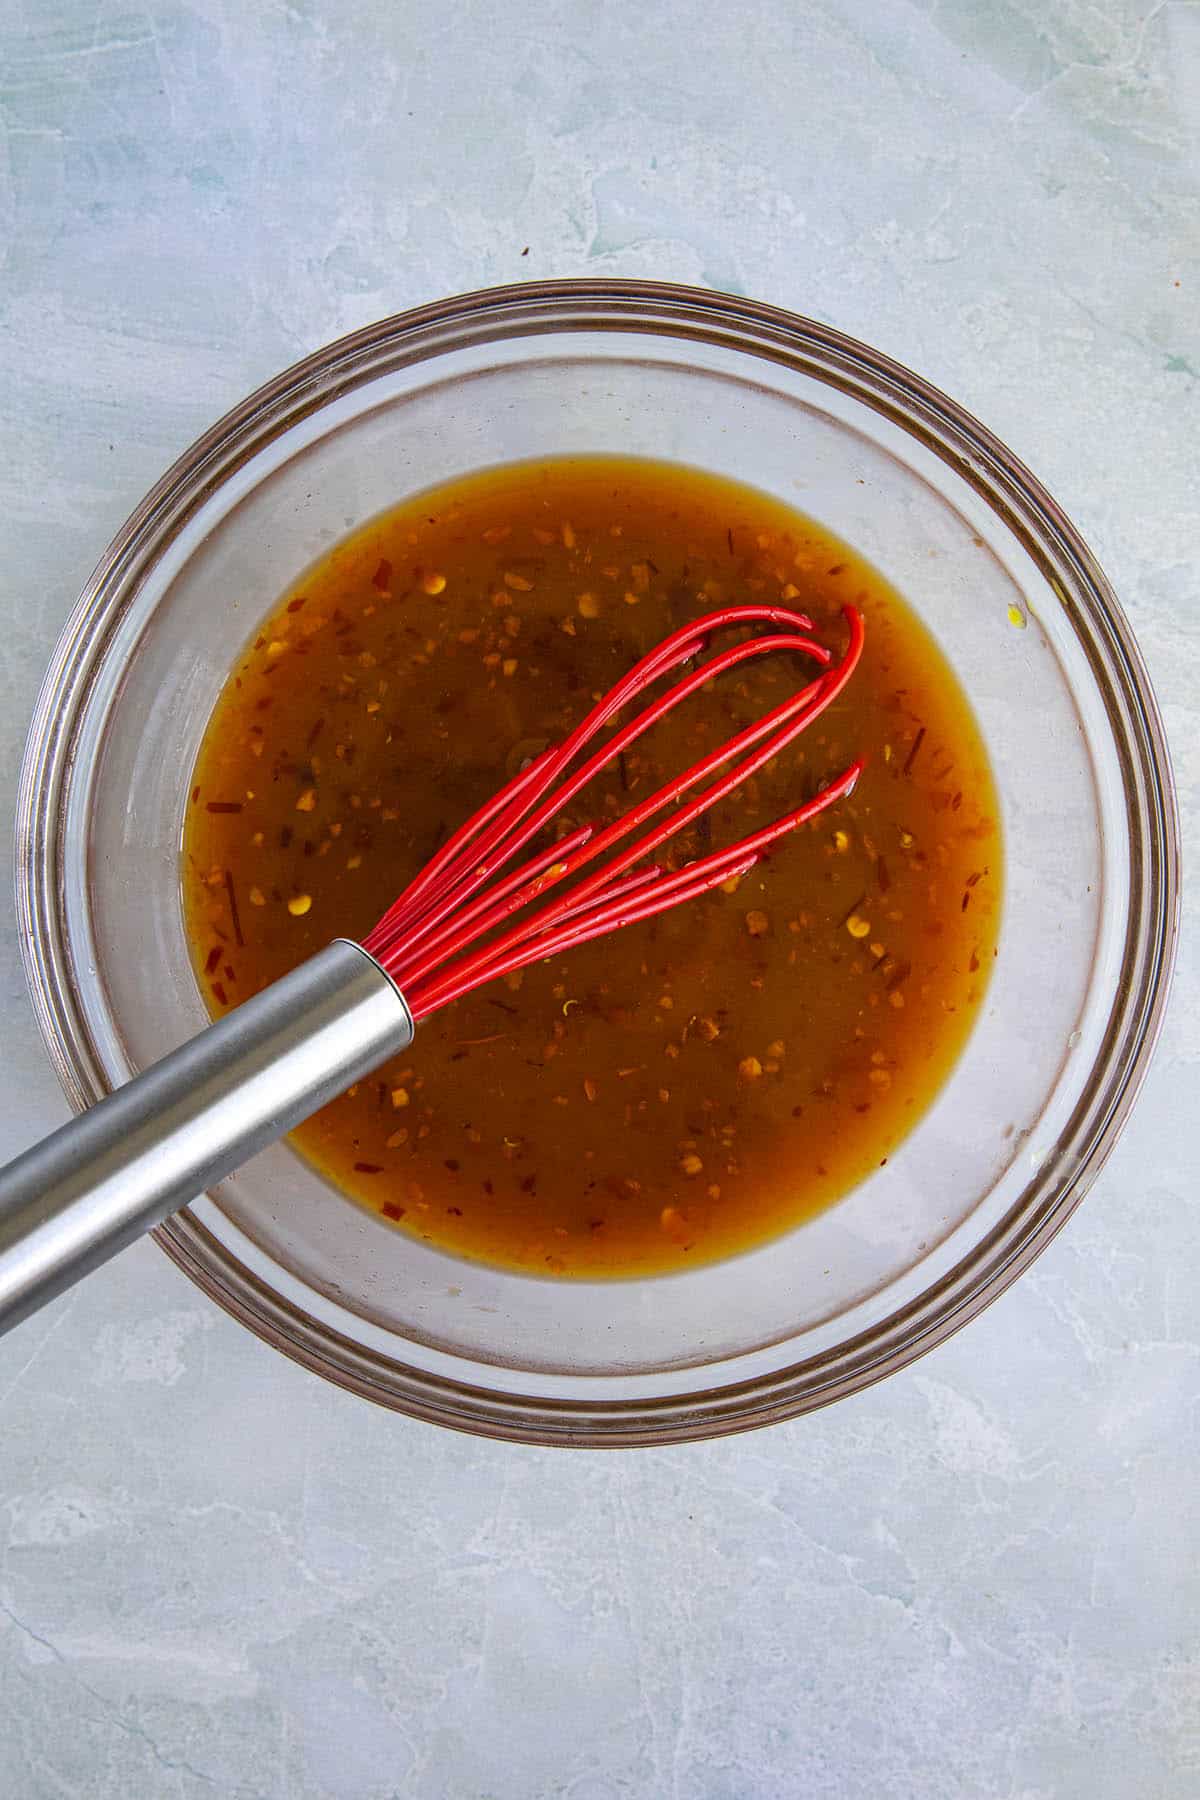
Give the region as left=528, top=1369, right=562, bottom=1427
left=183, top=457, right=1001, bottom=1276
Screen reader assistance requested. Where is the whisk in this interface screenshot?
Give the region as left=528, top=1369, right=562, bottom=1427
left=0, top=601, right=863, bottom=1335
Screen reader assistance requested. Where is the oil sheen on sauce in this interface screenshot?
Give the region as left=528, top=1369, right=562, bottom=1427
left=183, top=457, right=1001, bottom=1277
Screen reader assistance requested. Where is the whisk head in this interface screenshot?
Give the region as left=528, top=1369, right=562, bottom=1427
left=361, top=603, right=864, bottom=1018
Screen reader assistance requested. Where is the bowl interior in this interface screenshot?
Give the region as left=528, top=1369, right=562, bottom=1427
left=66, top=334, right=1116, bottom=1388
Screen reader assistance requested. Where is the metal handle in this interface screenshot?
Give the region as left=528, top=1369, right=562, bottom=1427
left=0, top=940, right=413, bottom=1337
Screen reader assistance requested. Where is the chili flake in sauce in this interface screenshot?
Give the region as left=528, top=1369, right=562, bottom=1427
left=183, top=457, right=1001, bottom=1277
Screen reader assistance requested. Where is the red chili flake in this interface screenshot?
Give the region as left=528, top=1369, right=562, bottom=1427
left=286, top=595, right=308, bottom=613
left=224, top=870, right=244, bottom=947
left=279, top=826, right=293, bottom=849
left=827, top=562, right=846, bottom=575
left=354, top=1161, right=383, bottom=1174
left=381, top=1201, right=406, bottom=1221
left=204, top=945, right=222, bottom=974
left=211, top=981, right=228, bottom=1005
left=961, top=891, right=971, bottom=912
left=206, top=801, right=242, bottom=814
left=371, top=559, right=392, bottom=591
left=876, top=855, right=891, bottom=893
left=191, top=785, right=200, bottom=806
left=902, top=727, right=926, bottom=777
left=447, top=1205, right=463, bottom=1217
left=223, top=964, right=236, bottom=983
left=306, top=717, right=326, bottom=749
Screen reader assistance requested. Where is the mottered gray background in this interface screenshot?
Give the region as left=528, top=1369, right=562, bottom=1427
left=0, top=1, right=1196, bottom=1795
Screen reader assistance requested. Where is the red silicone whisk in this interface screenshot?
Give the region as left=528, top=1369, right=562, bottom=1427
left=0, top=602, right=864, bottom=1335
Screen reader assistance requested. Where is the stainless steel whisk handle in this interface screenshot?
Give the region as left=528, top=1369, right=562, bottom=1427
left=0, top=940, right=414, bottom=1338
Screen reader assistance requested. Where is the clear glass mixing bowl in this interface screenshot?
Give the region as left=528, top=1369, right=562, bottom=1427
left=15, top=281, right=1179, bottom=1444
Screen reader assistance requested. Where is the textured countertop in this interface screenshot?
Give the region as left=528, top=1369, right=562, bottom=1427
left=1, top=3, right=1196, bottom=1795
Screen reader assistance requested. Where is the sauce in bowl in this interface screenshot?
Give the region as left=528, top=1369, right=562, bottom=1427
left=184, top=456, right=1001, bottom=1276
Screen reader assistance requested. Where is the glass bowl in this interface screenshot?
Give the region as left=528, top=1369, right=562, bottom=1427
left=15, top=281, right=1178, bottom=1445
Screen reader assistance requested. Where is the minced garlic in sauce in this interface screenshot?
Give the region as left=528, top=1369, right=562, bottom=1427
left=184, top=457, right=1001, bottom=1277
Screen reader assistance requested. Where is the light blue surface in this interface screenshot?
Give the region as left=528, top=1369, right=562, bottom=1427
left=0, top=3, right=1196, bottom=1795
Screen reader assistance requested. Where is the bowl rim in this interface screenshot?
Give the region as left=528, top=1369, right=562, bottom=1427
left=15, top=278, right=1180, bottom=1445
